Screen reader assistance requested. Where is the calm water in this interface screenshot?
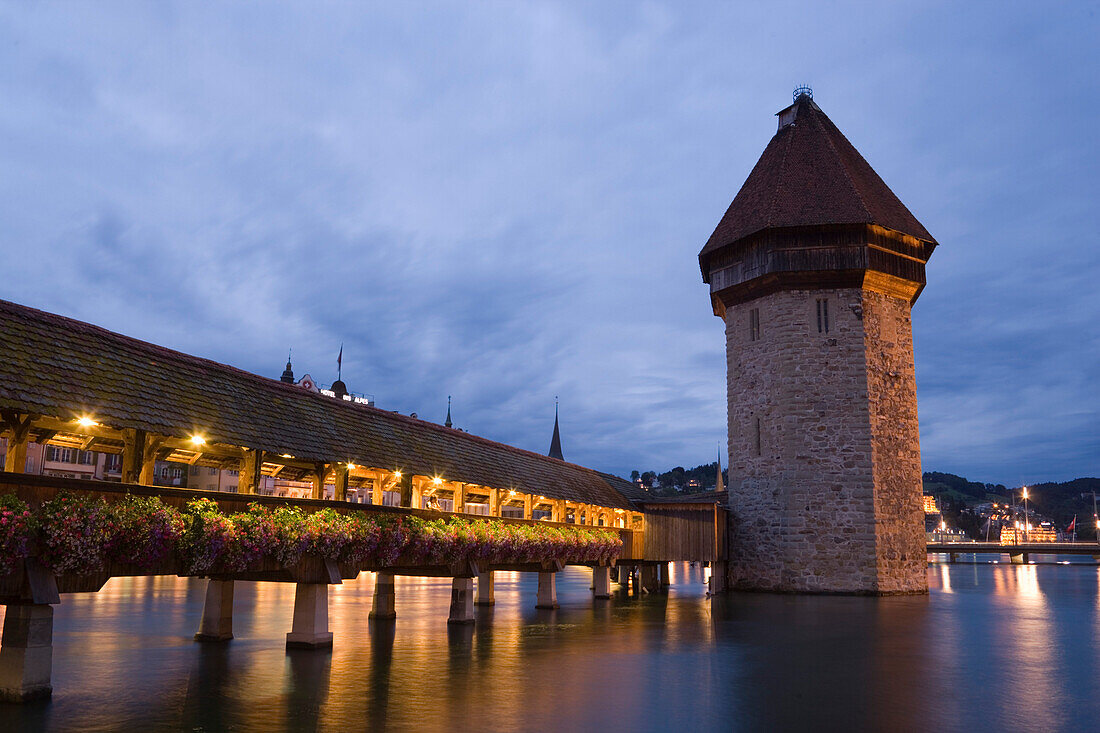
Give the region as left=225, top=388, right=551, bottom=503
left=3, top=559, right=1100, bottom=732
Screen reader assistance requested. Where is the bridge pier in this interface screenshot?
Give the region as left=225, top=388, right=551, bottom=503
left=640, top=565, right=660, bottom=594
left=536, top=572, right=558, bottom=609
left=286, top=583, right=333, bottom=649
left=0, top=604, right=54, bottom=703
left=617, top=564, right=634, bottom=593
left=948, top=553, right=959, bottom=564
left=370, top=572, right=397, bottom=620
left=709, top=561, right=728, bottom=594
left=592, top=566, right=611, bottom=599
left=476, top=571, right=495, bottom=606
left=195, top=580, right=234, bottom=642
left=448, top=578, right=475, bottom=624
left=1009, top=553, right=1030, bottom=565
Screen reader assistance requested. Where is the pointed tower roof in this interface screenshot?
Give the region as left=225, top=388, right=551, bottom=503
left=280, top=351, right=295, bottom=384
left=700, top=91, right=935, bottom=268
left=548, top=400, right=563, bottom=461
left=715, top=445, right=725, bottom=493
left=445, top=395, right=453, bottom=428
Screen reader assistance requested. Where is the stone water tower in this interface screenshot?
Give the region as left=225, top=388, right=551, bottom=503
left=699, top=89, right=936, bottom=594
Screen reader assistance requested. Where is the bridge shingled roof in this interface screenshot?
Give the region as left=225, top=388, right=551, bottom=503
left=0, top=298, right=636, bottom=510
left=699, top=94, right=936, bottom=270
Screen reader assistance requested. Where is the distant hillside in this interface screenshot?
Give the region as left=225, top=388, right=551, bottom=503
left=630, top=462, right=726, bottom=496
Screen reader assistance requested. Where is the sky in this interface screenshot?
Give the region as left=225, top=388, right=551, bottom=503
left=1, top=2, right=1096, bottom=486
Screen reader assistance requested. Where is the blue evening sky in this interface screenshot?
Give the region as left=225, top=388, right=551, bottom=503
left=1, top=2, right=1096, bottom=486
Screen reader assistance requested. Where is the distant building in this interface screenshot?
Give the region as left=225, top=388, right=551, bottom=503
left=922, top=495, right=939, bottom=514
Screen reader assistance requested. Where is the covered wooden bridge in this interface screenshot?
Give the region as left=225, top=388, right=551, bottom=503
left=0, top=298, right=728, bottom=702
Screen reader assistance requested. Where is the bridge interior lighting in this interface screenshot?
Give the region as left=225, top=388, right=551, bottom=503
left=347, top=463, right=357, bottom=470
left=75, top=416, right=98, bottom=428
left=393, top=470, right=402, bottom=478
left=432, top=476, right=443, bottom=485
left=190, top=435, right=206, bottom=446
left=280, top=453, right=294, bottom=458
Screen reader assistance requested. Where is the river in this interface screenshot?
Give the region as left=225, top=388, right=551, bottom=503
left=3, top=560, right=1099, bottom=732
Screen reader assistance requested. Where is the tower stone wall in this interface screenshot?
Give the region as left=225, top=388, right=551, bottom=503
left=724, top=287, right=926, bottom=594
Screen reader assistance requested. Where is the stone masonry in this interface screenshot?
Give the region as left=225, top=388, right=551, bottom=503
left=724, top=287, right=926, bottom=594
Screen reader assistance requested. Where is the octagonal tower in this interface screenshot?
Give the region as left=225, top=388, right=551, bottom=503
left=700, top=90, right=936, bottom=594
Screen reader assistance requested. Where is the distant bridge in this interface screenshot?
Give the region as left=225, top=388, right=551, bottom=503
left=927, top=541, right=1100, bottom=564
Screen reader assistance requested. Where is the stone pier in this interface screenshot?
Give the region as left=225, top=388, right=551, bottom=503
left=0, top=604, right=54, bottom=702
left=195, top=580, right=234, bottom=642
left=535, top=572, right=558, bottom=609
left=475, top=571, right=495, bottom=606
left=448, top=578, right=475, bottom=624
left=370, top=572, right=397, bottom=620
left=709, top=561, right=728, bottom=594
left=285, top=583, right=332, bottom=649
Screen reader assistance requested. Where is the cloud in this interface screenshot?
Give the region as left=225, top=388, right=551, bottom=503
left=0, top=2, right=1096, bottom=485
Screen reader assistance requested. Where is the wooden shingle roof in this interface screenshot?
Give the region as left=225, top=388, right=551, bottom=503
left=0, top=298, right=636, bottom=510
left=700, top=94, right=935, bottom=267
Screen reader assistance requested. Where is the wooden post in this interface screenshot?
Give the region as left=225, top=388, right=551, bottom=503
left=453, top=483, right=465, bottom=514
left=398, top=474, right=414, bottom=508
left=1, top=412, right=35, bottom=474
left=370, top=572, right=396, bottom=619
left=332, top=464, right=349, bottom=502
left=411, top=478, right=423, bottom=510
left=0, top=604, right=53, bottom=702
left=372, top=474, right=384, bottom=505
left=488, top=489, right=500, bottom=517
left=285, top=583, right=332, bottom=649
left=194, top=580, right=234, bottom=641
left=138, top=435, right=166, bottom=486
left=238, top=449, right=263, bottom=495
left=593, top=566, right=611, bottom=599
left=310, top=462, right=328, bottom=500
left=448, top=578, right=475, bottom=624
left=120, top=428, right=145, bottom=484
left=536, top=572, right=558, bottom=609
left=551, top=500, right=564, bottom=523
left=476, top=571, right=495, bottom=606
left=523, top=494, right=533, bottom=520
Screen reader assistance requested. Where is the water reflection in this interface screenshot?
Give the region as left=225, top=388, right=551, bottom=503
left=2, top=564, right=1100, bottom=732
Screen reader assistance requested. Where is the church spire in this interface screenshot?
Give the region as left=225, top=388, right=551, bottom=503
left=548, top=398, right=563, bottom=461
left=280, top=349, right=295, bottom=384
left=445, top=395, right=453, bottom=428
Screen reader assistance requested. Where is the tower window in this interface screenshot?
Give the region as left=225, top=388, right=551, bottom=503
left=749, top=308, right=761, bottom=341
left=816, top=299, right=830, bottom=334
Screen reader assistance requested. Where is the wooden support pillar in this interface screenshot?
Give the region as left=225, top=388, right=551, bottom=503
left=0, top=604, right=53, bottom=703
left=488, top=488, right=501, bottom=517
left=332, top=464, right=349, bottom=502
left=411, top=479, right=424, bottom=510
left=238, top=449, right=263, bottom=495
left=138, top=435, right=166, bottom=486
left=618, top=564, right=633, bottom=591
left=370, top=572, right=396, bottom=619
left=453, top=483, right=465, bottom=514
left=372, top=475, right=384, bottom=505
left=286, top=583, right=333, bottom=649
left=536, top=572, right=558, bottom=609
left=640, top=565, right=660, bottom=593
left=551, top=500, right=565, bottom=523
left=523, top=494, right=534, bottom=521
left=448, top=578, right=475, bottom=624
left=1, top=411, right=35, bottom=474
left=120, top=428, right=145, bottom=484
left=476, top=571, right=495, bottom=606
left=194, top=580, right=234, bottom=641
left=398, top=474, right=414, bottom=508
left=593, top=566, right=611, bottom=599
left=310, top=463, right=328, bottom=500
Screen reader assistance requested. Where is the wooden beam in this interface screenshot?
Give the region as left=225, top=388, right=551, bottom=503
left=372, top=473, right=384, bottom=505
left=1, top=411, right=36, bottom=473
left=80, top=435, right=96, bottom=451
left=523, top=493, right=533, bottom=520
left=398, top=473, right=414, bottom=508
left=488, top=488, right=500, bottom=517
left=238, top=448, right=263, bottom=495
left=187, top=451, right=204, bottom=466
left=453, top=483, right=465, bottom=514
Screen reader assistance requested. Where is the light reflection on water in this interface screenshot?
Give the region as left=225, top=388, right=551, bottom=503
left=2, top=563, right=1100, bottom=732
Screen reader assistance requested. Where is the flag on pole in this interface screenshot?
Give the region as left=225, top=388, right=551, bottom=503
left=1068, top=516, right=1076, bottom=532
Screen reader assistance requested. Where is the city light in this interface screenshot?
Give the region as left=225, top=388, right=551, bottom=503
left=1022, top=487, right=1029, bottom=500
left=75, top=416, right=98, bottom=428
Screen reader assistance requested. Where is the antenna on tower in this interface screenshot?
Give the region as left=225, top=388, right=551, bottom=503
left=793, top=84, right=813, bottom=102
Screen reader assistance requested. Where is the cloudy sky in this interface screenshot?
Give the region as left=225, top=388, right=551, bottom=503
left=1, top=2, right=1096, bottom=485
